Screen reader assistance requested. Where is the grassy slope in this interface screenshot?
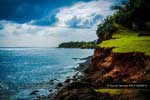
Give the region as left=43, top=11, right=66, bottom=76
left=98, top=24, right=150, bottom=55
left=96, top=24, right=150, bottom=95
left=95, top=89, right=123, bottom=95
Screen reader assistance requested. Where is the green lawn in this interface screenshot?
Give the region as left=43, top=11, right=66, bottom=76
left=98, top=24, right=150, bottom=55
left=95, top=89, right=123, bottom=95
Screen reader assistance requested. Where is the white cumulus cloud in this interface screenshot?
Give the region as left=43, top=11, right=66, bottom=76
left=0, top=20, right=97, bottom=47
left=0, top=0, right=117, bottom=47
left=55, top=0, right=115, bottom=28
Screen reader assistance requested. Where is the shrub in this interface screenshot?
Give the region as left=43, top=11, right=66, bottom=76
left=96, top=16, right=117, bottom=41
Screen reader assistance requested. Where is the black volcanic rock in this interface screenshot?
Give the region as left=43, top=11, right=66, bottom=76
left=57, top=83, right=63, bottom=87
left=30, top=90, right=39, bottom=95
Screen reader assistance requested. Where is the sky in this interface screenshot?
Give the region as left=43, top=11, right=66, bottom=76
left=0, top=0, right=125, bottom=47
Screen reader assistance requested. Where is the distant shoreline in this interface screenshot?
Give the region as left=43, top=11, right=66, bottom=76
left=58, top=41, right=97, bottom=49
left=0, top=47, right=56, bottom=48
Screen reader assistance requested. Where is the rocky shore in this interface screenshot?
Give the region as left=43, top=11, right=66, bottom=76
left=33, top=46, right=150, bottom=100
left=31, top=56, right=92, bottom=100
left=53, top=46, right=150, bottom=100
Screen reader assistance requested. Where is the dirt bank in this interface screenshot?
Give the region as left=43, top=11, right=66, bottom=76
left=54, top=46, right=150, bottom=100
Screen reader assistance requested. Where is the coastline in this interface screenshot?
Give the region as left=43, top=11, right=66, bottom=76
left=0, top=48, right=94, bottom=100
left=53, top=56, right=95, bottom=100
left=1, top=0, right=150, bottom=100
left=53, top=46, right=150, bottom=100
left=33, top=54, right=93, bottom=100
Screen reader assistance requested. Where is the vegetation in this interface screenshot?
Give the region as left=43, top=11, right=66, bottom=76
left=112, top=0, right=150, bottom=31
left=54, top=0, right=150, bottom=100
left=96, top=16, right=116, bottom=40
left=99, top=24, right=150, bottom=55
left=96, top=0, right=150, bottom=55
left=96, top=0, right=150, bottom=39
left=95, top=89, right=123, bottom=95
left=58, top=41, right=97, bottom=48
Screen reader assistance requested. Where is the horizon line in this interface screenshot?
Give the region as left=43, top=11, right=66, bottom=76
left=0, top=46, right=58, bottom=48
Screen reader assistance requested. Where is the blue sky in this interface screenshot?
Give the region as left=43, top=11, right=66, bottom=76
left=0, top=0, right=125, bottom=47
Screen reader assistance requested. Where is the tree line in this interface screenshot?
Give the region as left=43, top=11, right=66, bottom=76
left=58, top=41, right=97, bottom=49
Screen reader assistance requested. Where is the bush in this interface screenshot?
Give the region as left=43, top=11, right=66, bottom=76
left=96, top=16, right=117, bottom=41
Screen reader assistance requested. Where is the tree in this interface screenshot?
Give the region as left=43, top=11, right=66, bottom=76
left=113, top=0, right=150, bottom=31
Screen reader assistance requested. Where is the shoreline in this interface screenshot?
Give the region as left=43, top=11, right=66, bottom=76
left=0, top=48, right=94, bottom=100
left=35, top=46, right=150, bottom=100
left=53, top=46, right=150, bottom=100
left=33, top=55, right=93, bottom=100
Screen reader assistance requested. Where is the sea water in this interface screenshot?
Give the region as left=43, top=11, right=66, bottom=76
left=0, top=47, right=94, bottom=100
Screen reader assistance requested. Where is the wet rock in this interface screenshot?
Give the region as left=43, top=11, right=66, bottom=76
left=55, top=86, right=59, bottom=90
left=30, top=90, right=39, bottom=95
left=64, top=79, right=71, bottom=83
left=50, top=79, right=54, bottom=82
left=57, top=83, right=63, bottom=87
left=67, top=76, right=70, bottom=79
left=54, top=82, right=113, bottom=100
left=66, top=82, right=91, bottom=89
left=72, top=58, right=80, bottom=60
left=49, top=79, right=54, bottom=85
left=54, top=78, right=58, bottom=81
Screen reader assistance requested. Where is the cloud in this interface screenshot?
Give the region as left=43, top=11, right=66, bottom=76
left=55, top=0, right=115, bottom=28
left=0, top=0, right=126, bottom=26
left=0, top=0, right=92, bottom=23
left=0, top=0, right=125, bottom=47
left=0, top=20, right=97, bottom=47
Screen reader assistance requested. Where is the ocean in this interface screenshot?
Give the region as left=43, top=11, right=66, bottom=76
left=0, top=47, right=94, bottom=100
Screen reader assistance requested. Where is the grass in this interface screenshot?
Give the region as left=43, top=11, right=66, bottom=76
left=98, top=24, right=150, bottom=55
left=95, top=89, right=123, bottom=95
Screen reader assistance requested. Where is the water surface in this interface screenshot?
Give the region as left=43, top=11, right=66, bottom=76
left=0, top=47, right=94, bottom=100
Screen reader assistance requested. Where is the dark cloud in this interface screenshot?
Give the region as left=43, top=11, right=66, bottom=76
left=0, top=0, right=91, bottom=24
left=0, top=0, right=126, bottom=26
left=0, top=0, right=57, bottom=23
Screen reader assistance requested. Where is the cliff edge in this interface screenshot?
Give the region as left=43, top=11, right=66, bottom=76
left=54, top=25, right=150, bottom=100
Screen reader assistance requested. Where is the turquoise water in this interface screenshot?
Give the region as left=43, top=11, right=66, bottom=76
left=0, top=47, right=94, bottom=100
